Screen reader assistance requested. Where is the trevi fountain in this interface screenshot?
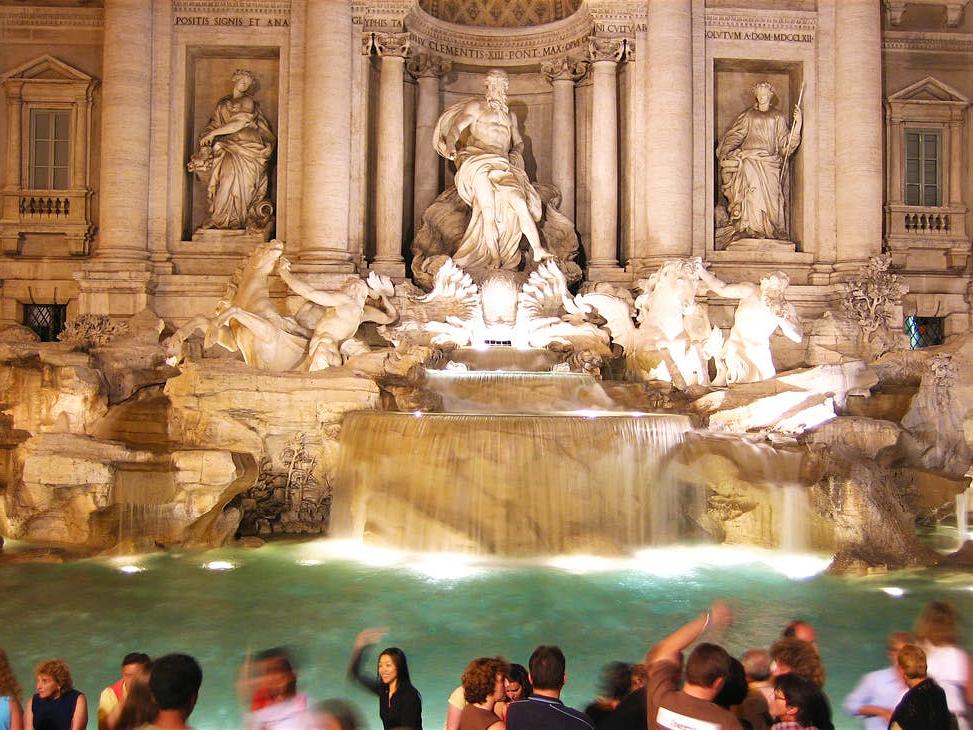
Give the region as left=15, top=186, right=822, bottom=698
left=1, top=1, right=973, bottom=728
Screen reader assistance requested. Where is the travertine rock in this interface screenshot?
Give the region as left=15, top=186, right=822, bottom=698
left=802, top=417, right=901, bottom=458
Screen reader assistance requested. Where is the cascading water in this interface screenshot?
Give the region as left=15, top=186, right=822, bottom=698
left=332, top=365, right=695, bottom=555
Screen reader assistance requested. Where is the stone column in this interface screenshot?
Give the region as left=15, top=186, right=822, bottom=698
left=541, top=56, right=587, bottom=223
left=586, top=37, right=627, bottom=280
left=407, top=53, right=451, bottom=232
left=96, top=0, right=152, bottom=263
left=643, top=0, right=693, bottom=260
left=948, top=120, right=963, bottom=207
left=887, top=114, right=903, bottom=206
left=300, top=0, right=354, bottom=269
left=834, top=0, right=883, bottom=271
left=3, top=81, right=22, bottom=191
left=372, top=32, right=411, bottom=278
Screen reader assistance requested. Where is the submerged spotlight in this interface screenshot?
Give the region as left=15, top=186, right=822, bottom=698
left=203, top=560, right=236, bottom=572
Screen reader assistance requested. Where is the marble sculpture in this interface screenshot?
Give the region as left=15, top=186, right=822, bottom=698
left=187, top=69, right=276, bottom=233
left=716, top=81, right=803, bottom=246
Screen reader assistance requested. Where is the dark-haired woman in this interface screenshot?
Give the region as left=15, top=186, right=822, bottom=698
left=770, top=673, right=833, bottom=730
left=493, top=663, right=530, bottom=722
left=348, top=628, right=422, bottom=730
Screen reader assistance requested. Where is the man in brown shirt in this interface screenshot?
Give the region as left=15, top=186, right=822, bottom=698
left=645, top=601, right=743, bottom=730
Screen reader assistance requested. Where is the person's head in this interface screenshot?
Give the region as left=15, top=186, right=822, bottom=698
left=528, top=645, right=566, bottom=692
left=34, top=659, right=73, bottom=698
left=770, top=638, right=825, bottom=688
left=752, top=81, right=776, bottom=111
left=685, top=643, right=732, bottom=697
left=630, top=663, right=648, bottom=692
left=484, top=69, right=509, bottom=103
left=461, top=657, right=510, bottom=704
left=310, top=699, right=362, bottom=730
left=121, top=652, right=152, bottom=688
left=772, top=673, right=833, bottom=729
left=149, top=654, right=202, bottom=716
left=896, top=644, right=928, bottom=684
left=0, top=649, right=21, bottom=702
left=504, top=663, right=531, bottom=701
left=761, top=271, right=790, bottom=298
left=886, top=631, right=915, bottom=664
left=232, top=69, right=256, bottom=95
left=915, top=601, right=960, bottom=647
left=714, top=657, right=748, bottom=710
left=255, top=647, right=297, bottom=700
left=741, top=648, right=771, bottom=683
left=377, top=647, right=412, bottom=689
left=115, top=668, right=159, bottom=730
left=597, top=662, right=633, bottom=702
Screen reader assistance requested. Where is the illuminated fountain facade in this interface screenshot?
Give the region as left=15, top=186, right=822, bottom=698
left=1, top=1, right=973, bottom=573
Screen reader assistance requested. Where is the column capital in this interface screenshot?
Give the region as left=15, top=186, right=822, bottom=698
left=406, top=52, right=452, bottom=80
left=541, top=56, right=588, bottom=85
left=587, top=36, right=629, bottom=64
left=372, top=31, right=412, bottom=58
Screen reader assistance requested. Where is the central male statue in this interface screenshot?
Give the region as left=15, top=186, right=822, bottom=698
left=433, top=69, right=553, bottom=270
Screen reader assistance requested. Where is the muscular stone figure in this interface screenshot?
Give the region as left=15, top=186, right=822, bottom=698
left=696, top=264, right=803, bottom=384
left=433, top=69, right=552, bottom=270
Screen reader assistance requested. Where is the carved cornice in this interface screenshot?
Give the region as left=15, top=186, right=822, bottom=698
left=404, top=4, right=595, bottom=67
left=373, top=31, right=412, bottom=58
left=0, top=6, right=103, bottom=31
left=540, top=55, right=588, bottom=84
left=171, top=0, right=290, bottom=16
left=406, top=52, right=452, bottom=80
left=587, top=36, right=628, bottom=63
left=883, top=30, right=973, bottom=54
left=704, top=10, right=815, bottom=44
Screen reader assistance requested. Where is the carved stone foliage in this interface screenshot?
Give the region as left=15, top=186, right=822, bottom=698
left=58, top=314, right=129, bottom=350
left=839, top=254, right=907, bottom=356
left=406, top=52, right=451, bottom=79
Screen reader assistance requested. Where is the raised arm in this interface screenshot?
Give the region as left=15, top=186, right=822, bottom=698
left=200, top=112, right=255, bottom=145
left=646, top=601, right=733, bottom=666
left=348, top=628, right=387, bottom=695
left=776, top=302, right=803, bottom=343
left=696, top=266, right=756, bottom=300
left=278, top=258, right=356, bottom=308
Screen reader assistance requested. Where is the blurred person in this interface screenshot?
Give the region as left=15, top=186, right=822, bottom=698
left=309, top=699, right=362, bottom=730
left=459, top=657, right=509, bottom=730
left=714, top=657, right=754, bottom=729
left=493, top=663, right=530, bottom=722
left=0, top=648, right=23, bottom=730
left=143, top=653, right=202, bottom=730
left=644, top=600, right=743, bottom=730
left=99, top=653, right=151, bottom=730
left=23, top=660, right=85, bottom=730
left=584, top=662, right=632, bottom=725
left=244, top=648, right=308, bottom=730
left=841, top=631, right=912, bottom=730
left=113, top=669, right=157, bottom=730
left=888, top=644, right=951, bottom=730
left=781, top=622, right=817, bottom=648
left=915, top=600, right=973, bottom=729
left=628, top=664, right=646, bottom=693
left=769, top=639, right=825, bottom=688
left=506, top=646, right=591, bottom=730
left=738, top=648, right=773, bottom=730
left=348, top=628, right=422, bottom=730
left=770, top=673, right=833, bottom=730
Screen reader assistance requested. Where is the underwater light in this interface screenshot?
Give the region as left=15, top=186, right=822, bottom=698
left=297, top=559, right=321, bottom=566
left=118, top=564, right=144, bottom=574
left=203, top=560, right=236, bottom=571
left=546, top=554, right=620, bottom=574
left=411, top=552, right=482, bottom=580
left=882, top=586, right=906, bottom=598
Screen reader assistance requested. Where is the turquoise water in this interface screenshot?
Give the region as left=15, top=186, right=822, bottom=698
left=1, top=540, right=972, bottom=730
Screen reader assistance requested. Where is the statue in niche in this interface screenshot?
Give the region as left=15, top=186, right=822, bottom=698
left=715, top=81, right=803, bottom=248
left=433, top=69, right=552, bottom=270
left=187, top=69, right=276, bottom=235
left=696, top=263, right=803, bottom=384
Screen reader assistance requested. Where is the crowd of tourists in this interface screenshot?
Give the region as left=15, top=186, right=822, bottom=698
left=0, top=599, right=968, bottom=730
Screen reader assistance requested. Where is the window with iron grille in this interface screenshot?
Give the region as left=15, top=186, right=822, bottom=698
left=905, top=315, right=944, bottom=349
left=23, top=303, right=67, bottom=342
left=29, top=109, right=71, bottom=190
left=904, top=129, right=941, bottom=207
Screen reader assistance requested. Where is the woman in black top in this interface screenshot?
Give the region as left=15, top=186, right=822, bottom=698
left=348, top=628, right=422, bottom=730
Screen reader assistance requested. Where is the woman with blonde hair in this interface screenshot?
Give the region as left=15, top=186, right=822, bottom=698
left=915, top=601, right=973, bottom=730
left=23, top=660, right=86, bottom=730
left=0, top=648, right=23, bottom=730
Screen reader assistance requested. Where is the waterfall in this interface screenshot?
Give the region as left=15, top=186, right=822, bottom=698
left=957, top=487, right=970, bottom=547
left=777, top=483, right=811, bottom=552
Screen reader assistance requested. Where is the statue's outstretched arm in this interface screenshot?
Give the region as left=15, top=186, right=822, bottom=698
left=200, top=112, right=255, bottom=145
left=279, top=258, right=353, bottom=308
left=696, top=266, right=751, bottom=298
left=777, top=304, right=803, bottom=343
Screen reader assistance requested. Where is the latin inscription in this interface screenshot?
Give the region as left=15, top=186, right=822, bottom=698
left=705, top=29, right=813, bottom=43
left=409, top=33, right=589, bottom=61
left=174, top=15, right=289, bottom=27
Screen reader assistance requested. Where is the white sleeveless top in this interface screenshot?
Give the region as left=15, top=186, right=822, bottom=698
left=923, top=642, right=970, bottom=728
